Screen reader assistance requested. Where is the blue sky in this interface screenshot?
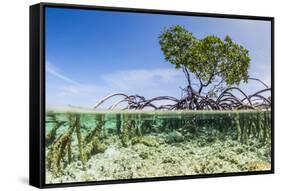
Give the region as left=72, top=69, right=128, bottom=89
left=45, top=7, right=271, bottom=108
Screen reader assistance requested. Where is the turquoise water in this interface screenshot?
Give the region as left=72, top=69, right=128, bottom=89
left=45, top=110, right=271, bottom=184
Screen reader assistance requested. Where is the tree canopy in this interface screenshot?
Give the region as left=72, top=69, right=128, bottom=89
left=92, top=26, right=270, bottom=111
left=159, top=25, right=251, bottom=97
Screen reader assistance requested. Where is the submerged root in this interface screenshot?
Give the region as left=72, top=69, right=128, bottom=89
left=47, top=113, right=108, bottom=177
left=83, top=114, right=106, bottom=161
left=121, top=114, right=132, bottom=147
left=67, top=141, right=72, bottom=164
left=234, top=113, right=241, bottom=142
left=120, top=114, right=143, bottom=147
left=47, top=114, right=76, bottom=177
left=46, top=114, right=66, bottom=147
left=75, top=115, right=87, bottom=168
left=84, top=137, right=106, bottom=161
left=231, top=110, right=271, bottom=144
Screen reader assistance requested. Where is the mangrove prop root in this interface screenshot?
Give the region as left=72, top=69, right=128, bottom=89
left=116, top=114, right=122, bottom=135
left=135, top=119, right=143, bottom=137
left=47, top=114, right=76, bottom=177
left=233, top=110, right=270, bottom=144
left=93, top=86, right=271, bottom=111
left=83, top=114, right=106, bottom=161
left=120, top=114, right=143, bottom=147
left=46, top=115, right=66, bottom=147
left=234, top=113, right=241, bottom=142
left=164, top=110, right=270, bottom=145
left=75, top=115, right=86, bottom=168
left=67, top=142, right=72, bottom=163
left=47, top=114, right=109, bottom=177
left=121, top=114, right=131, bottom=146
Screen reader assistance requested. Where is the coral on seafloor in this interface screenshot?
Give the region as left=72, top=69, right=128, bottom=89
left=131, top=135, right=160, bottom=147
left=247, top=161, right=271, bottom=171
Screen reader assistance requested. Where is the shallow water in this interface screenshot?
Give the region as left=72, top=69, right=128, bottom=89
left=45, top=110, right=271, bottom=184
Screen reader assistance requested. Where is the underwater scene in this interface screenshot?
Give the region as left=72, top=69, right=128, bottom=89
left=45, top=109, right=271, bottom=184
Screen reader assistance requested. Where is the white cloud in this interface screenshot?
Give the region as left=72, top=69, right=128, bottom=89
left=46, top=61, right=79, bottom=85
left=46, top=63, right=187, bottom=108
left=103, top=68, right=185, bottom=93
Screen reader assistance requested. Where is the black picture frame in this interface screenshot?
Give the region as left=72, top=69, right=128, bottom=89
left=29, top=2, right=275, bottom=189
